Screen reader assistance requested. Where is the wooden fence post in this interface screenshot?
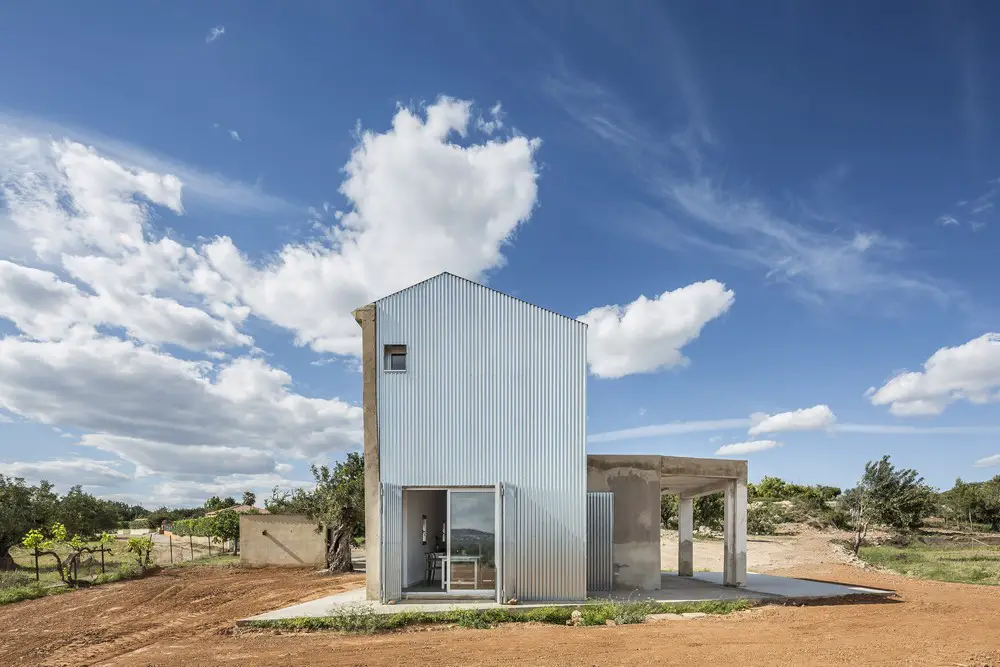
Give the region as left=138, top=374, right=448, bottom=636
left=34, top=546, right=39, bottom=581
left=101, top=546, right=106, bottom=574
left=169, top=534, right=173, bottom=564
left=189, top=534, right=194, bottom=561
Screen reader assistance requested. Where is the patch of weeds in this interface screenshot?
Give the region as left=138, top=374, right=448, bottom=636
left=243, top=599, right=752, bottom=634
left=0, top=581, right=50, bottom=606
left=92, top=563, right=141, bottom=585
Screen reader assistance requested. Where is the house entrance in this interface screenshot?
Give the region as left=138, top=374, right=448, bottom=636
left=401, top=487, right=500, bottom=599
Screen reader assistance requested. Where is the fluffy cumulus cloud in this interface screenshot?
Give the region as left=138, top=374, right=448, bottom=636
left=748, top=405, right=836, bottom=436
left=205, top=97, right=541, bottom=355
left=0, top=97, right=541, bottom=496
left=0, top=458, right=132, bottom=488
left=867, top=334, right=1000, bottom=416
left=580, top=280, right=734, bottom=378
left=715, top=440, right=782, bottom=456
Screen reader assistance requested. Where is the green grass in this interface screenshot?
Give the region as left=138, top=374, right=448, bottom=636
left=859, top=544, right=1000, bottom=585
left=242, top=598, right=753, bottom=634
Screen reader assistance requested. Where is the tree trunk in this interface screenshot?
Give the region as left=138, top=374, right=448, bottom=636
left=0, top=551, right=14, bottom=571
left=326, top=525, right=354, bottom=572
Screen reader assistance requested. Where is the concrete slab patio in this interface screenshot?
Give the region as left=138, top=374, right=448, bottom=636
left=241, top=572, right=893, bottom=623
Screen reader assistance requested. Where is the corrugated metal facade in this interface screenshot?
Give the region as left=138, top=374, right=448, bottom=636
left=376, top=273, right=588, bottom=601
left=586, top=492, right=614, bottom=592
left=380, top=483, right=403, bottom=602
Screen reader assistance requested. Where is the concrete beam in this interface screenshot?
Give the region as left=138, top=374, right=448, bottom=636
left=353, top=304, right=381, bottom=600
left=723, top=480, right=748, bottom=587
left=677, top=497, right=693, bottom=577
left=668, top=478, right=731, bottom=498
left=660, top=456, right=747, bottom=482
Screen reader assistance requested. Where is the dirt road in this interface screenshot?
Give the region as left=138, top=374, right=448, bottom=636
left=3, top=558, right=1000, bottom=666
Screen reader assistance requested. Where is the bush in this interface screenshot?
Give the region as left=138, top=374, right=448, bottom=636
left=748, top=502, right=782, bottom=535
left=0, top=581, right=49, bottom=606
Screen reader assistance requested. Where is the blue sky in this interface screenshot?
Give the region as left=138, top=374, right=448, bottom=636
left=1, top=1, right=999, bottom=505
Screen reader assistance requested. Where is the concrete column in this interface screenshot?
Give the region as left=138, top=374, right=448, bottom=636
left=353, top=305, right=381, bottom=600
left=677, top=496, right=694, bottom=577
left=723, top=480, right=747, bottom=587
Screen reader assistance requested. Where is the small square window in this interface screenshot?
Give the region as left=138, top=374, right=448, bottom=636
left=384, top=344, right=407, bottom=371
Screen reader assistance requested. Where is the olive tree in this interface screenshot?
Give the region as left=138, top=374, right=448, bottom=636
left=267, top=453, right=364, bottom=572
left=842, top=455, right=935, bottom=554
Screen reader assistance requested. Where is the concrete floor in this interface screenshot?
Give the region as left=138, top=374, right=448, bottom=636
left=242, top=572, right=893, bottom=622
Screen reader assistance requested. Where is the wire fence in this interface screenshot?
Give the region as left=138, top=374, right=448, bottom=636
left=5, top=533, right=238, bottom=587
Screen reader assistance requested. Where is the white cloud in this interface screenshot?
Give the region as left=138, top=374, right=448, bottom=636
left=476, top=103, right=505, bottom=134
left=0, top=334, right=362, bottom=461
left=588, top=418, right=749, bottom=443
left=206, top=97, right=541, bottom=355
left=206, top=26, right=225, bottom=43
left=715, top=440, right=782, bottom=456
left=0, top=112, right=293, bottom=214
left=868, top=333, right=1000, bottom=416
left=546, top=69, right=947, bottom=303
left=79, top=435, right=279, bottom=477
left=0, top=96, right=540, bottom=482
left=580, top=280, right=734, bottom=378
left=151, top=473, right=312, bottom=506
left=589, top=415, right=1000, bottom=444
left=937, top=215, right=960, bottom=226
left=0, top=458, right=132, bottom=488
left=974, top=454, right=1000, bottom=468
left=228, top=130, right=241, bottom=142
left=748, top=405, right=836, bottom=436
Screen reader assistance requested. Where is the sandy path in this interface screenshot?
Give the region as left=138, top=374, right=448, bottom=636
left=660, top=528, right=853, bottom=573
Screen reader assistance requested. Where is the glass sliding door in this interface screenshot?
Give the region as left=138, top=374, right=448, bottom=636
left=446, top=490, right=497, bottom=595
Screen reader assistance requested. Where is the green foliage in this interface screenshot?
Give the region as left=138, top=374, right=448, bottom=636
left=204, top=496, right=237, bottom=513
left=144, top=506, right=203, bottom=530
left=242, top=490, right=257, bottom=507
left=126, top=535, right=154, bottom=570
left=748, top=476, right=841, bottom=502
left=266, top=453, right=364, bottom=571
left=660, top=494, right=676, bottom=528
left=939, top=476, right=1000, bottom=531
left=0, top=580, right=49, bottom=606
left=19, top=523, right=114, bottom=587
left=841, top=455, right=936, bottom=554
left=660, top=493, right=725, bottom=531
left=127, top=519, right=149, bottom=530
left=243, top=599, right=753, bottom=634
left=208, top=509, right=243, bottom=543
left=2, top=475, right=145, bottom=569
left=747, top=502, right=782, bottom=535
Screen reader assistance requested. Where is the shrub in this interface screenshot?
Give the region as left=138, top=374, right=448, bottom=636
left=748, top=502, right=782, bottom=535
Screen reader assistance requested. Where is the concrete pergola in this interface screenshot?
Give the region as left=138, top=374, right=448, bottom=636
left=660, top=456, right=748, bottom=587
left=587, top=455, right=748, bottom=591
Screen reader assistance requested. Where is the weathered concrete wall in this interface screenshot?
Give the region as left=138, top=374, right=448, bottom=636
left=353, top=304, right=381, bottom=600
left=586, top=455, right=661, bottom=590
left=240, top=515, right=326, bottom=567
